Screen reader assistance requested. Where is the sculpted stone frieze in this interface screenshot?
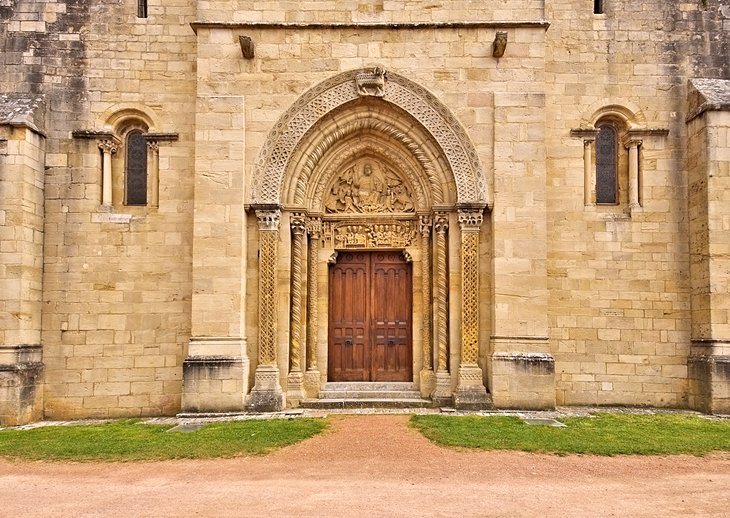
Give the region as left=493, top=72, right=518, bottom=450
left=324, top=160, right=415, bottom=214
left=323, top=220, right=418, bottom=249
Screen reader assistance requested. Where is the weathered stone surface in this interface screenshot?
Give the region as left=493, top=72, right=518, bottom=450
left=1, top=1, right=730, bottom=422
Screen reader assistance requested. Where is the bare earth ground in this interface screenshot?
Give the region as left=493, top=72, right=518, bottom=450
left=1, top=414, right=729, bottom=517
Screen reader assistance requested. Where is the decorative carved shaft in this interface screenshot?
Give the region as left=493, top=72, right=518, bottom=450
left=458, top=209, right=483, bottom=365
left=306, top=217, right=322, bottom=371
left=420, top=215, right=433, bottom=370
left=256, top=209, right=280, bottom=366
left=98, top=140, right=118, bottom=206
left=289, top=214, right=306, bottom=372
left=434, top=212, right=449, bottom=372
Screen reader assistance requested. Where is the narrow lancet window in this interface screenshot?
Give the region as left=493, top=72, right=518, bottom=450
left=595, top=124, right=617, bottom=204
left=137, top=0, right=148, bottom=18
left=126, top=130, right=148, bottom=205
left=594, top=0, right=604, bottom=14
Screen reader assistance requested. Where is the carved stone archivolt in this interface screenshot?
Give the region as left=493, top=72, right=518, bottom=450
left=324, top=160, right=415, bottom=214
left=250, top=68, right=486, bottom=207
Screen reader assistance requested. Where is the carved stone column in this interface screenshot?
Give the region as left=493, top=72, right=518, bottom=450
left=419, top=215, right=436, bottom=397
left=583, top=138, right=595, bottom=206
left=287, top=213, right=306, bottom=406
left=248, top=208, right=284, bottom=411
left=431, top=211, right=451, bottom=405
left=146, top=140, right=159, bottom=208
left=98, top=139, right=118, bottom=207
left=303, top=216, right=322, bottom=398
left=454, top=208, right=491, bottom=409
left=625, top=138, right=642, bottom=210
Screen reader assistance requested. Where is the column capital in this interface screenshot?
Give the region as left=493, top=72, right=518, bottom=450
left=146, top=140, right=160, bottom=152
left=623, top=137, right=643, bottom=149
left=419, top=214, right=433, bottom=236
left=97, top=139, right=119, bottom=154
left=290, top=212, right=307, bottom=235
left=306, top=216, right=322, bottom=238
left=458, top=208, right=483, bottom=231
left=434, top=211, right=449, bottom=234
left=256, top=209, right=281, bottom=231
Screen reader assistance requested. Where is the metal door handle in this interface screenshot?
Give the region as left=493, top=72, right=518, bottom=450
left=345, top=338, right=352, bottom=346
left=388, top=340, right=395, bottom=346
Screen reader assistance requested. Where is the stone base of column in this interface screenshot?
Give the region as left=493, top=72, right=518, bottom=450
left=286, top=371, right=305, bottom=408
left=0, top=345, right=43, bottom=426
left=181, top=356, right=249, bottom=413
left=247, top=364, right=284, bottom=412
left=303, top=369, right=321, bottom=399
left=419, top=368, right=436, bottom=398
left=491, top=352, right=555, bottom=410
left=453, top=364, right=492, bottom=410
left=431, top=370, right=452, bottom=407
left=689, top=350, right=730, bottom=414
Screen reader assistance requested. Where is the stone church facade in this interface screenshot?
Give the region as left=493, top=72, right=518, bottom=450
left=1, top=1, right=729, bottom=424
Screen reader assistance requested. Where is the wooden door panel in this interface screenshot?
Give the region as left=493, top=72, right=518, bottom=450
left=371, top=254, right=411, bottom=381
left=329, top=254, right=370, bottom=381
left=329, top=251, right=411, bottom=382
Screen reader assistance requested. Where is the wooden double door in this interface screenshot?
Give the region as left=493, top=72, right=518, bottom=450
left=328, top=251, right=413, bottom=382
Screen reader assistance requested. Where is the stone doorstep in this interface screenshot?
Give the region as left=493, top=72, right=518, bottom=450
left=302, top=381, right=432, bottom=409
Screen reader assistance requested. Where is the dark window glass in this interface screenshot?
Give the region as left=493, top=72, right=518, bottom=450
left=594, top=0, right=604, bottom=14
left=595, top=124, right=617, bottom=204
left=137, top=0, right=147, bottom=18
left=126, top=131, right=147, bottom=205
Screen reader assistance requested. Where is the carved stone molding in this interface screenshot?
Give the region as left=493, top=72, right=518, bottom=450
left=251, top=68, right=486, bottom=206
left=323, top=160, right=415, bottom=214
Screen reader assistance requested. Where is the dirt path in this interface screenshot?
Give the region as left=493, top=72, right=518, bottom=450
left=1, top=415, right=729, bottom=517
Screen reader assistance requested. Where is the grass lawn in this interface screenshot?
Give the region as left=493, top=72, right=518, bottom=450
left=410, top=413, right=730, bottom=456
left=0, top=418, right=327, bottom=461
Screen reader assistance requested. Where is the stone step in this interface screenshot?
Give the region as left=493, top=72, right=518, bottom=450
left=322, top=382, right=419, bottom=391
left=301, top=381, right=433, bottom=409
left=300, top=398, right=433, bottom=409
left=318, top=382, right=422, bottom=400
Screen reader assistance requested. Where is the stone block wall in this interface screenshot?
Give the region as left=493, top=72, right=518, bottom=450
left=0, top=0, right=198, bottom=419
left=545, top=1, right=728, bottom=407
left=0, top=113, right=46, bottom=424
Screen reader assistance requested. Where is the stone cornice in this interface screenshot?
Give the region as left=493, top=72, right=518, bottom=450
left=190, top=20, right=550, bottom=34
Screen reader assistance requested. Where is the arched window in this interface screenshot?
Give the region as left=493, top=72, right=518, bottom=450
left=595, top=122, right=618, bottom=205
left=125, top=129, right=148, bottom=205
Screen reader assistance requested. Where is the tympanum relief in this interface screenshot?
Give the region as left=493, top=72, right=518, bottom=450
left=324, top=160, right=415, bottom=214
